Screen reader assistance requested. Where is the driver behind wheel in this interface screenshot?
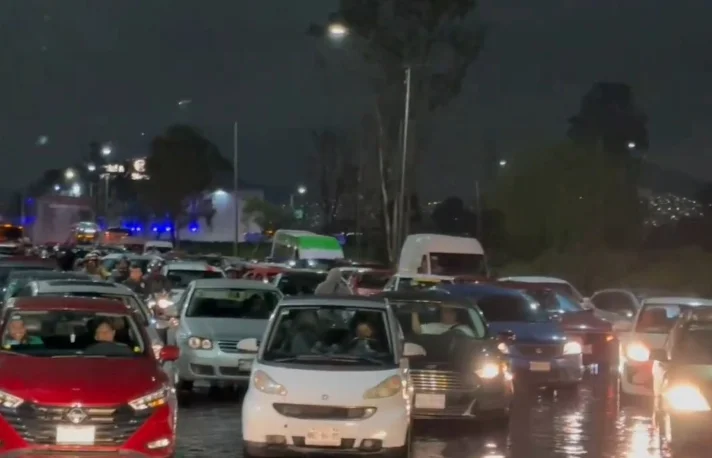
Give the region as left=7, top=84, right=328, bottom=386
left=411, top=306, right=474, bottom=337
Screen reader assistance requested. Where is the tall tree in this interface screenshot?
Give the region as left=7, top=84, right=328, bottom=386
left=568, top=82, right=648, bottom=158
left=310, top=0, right=486, bottom=262
left=136, top=124, right=230, bottom=242
left=431, top=196, right=475, bottom=235
left=242, top=198, right=296, bottom=233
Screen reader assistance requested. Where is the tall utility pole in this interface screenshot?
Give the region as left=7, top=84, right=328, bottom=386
left=397, top=66, right=412, bottom=251
left=233, top=121, right=239, bottom=257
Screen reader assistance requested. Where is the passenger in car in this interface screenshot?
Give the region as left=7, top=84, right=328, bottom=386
left=5, top=316, right=43, bottom=345
left=94, top=320, right=118, bottom=343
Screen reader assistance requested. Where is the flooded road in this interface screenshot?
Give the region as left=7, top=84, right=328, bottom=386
left=176, top=372, right=701, bottom=458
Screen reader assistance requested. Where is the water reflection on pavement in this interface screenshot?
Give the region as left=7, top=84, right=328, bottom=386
left=175, top=373, right=708, bottom=458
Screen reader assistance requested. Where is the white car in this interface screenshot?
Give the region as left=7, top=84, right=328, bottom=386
left=240, top=296, right=422, bottom=458
left=161, top=261, right=225, bottom=301
left=616, top=296, right=712, bottom=398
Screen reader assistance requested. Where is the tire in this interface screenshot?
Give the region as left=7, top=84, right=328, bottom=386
left=176, top=379, right=194, bottom=392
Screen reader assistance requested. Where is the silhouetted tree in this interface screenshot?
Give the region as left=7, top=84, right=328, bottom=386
left=310, top=129, right=357, bottom=228
left=432, top=197, right=476, bottom=235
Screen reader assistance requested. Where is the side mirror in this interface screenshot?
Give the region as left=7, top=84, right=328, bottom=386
left=403, top=342, right=426, bottom=357
left=613, top=321, right=632, bottom=332
left=159, top=345, right=180, bottom=362
left=237, top=337, right=259, bottom=353
left=497, top=330, right=516, bottom=342
left=649, top=349, right=668, bottom=362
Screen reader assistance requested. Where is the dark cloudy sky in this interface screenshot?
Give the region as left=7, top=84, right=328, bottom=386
left=1, top=0, right=710, bottom=199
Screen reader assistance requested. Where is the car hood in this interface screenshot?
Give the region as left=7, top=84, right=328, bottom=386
left=561, top=310, right=612, bottom=333
left=0, top=355, right=165, bottom=404
left=407, top=335, right=500, bottom=371
left=184, top=317, right=267, bottom=341
left=488, top=321, right=565, bottom=343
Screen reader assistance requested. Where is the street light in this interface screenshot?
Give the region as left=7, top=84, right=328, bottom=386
left=327, top=23, right=348, bottom=39
left=627, top=142, right=636, bottom=149
left=297, top=186, right=307, bottom=195
left=101, top=145, right=112, bottom=156
left=64, top=169, right=75, bottom=180
left=290, top=186, right=307, bottom=209
left=53, top=184, right=60, bottom=192
left=499, top=159, right=507, bottom=167
left=87, top=164, right=96, bottom=172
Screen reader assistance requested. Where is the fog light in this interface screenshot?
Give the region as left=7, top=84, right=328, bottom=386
left=360, top=439, right=382, bottom=450
left=266, top=435, right=286, bottom=445
left=146, top=437, right=171, bottom=449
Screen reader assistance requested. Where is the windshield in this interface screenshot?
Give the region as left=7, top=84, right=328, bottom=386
left=674, top=327, right=712, bottom=364
left=1, top=309, right=147, bottom=358
left=635, top=304, right=687, bottom=334
left=166, top=269, right=224, bottom=288
left=533, top=282, right=579, bottom=299
left=102, top=257, right=150, bottom=273
left=476, top=293, right=549, bottom=322
left=524, top=289, right=584, bottom=313
left=148, top=246, right=172, bottom=254
left=357, top=272, right=391, bottom=290
left=262, top=305, right=395, bottom=367
left=398, top=278, right=448, bottom=292
left=429, top=253, right=485, bottom=276
left=392, top=300, right=487, bottom=339
left=277, top=273, right=327, bottom=296
left=185, top=288, right=281, bottom=319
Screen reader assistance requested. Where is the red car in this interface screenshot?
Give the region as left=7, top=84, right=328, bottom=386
left=0, top=296, right=179, bottom=457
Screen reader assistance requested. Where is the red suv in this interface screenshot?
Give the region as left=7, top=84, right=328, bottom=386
left=0, top=296, right=179, bottom=457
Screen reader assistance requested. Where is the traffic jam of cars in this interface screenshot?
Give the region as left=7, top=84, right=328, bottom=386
left=0, top=229, right=709, bottom=455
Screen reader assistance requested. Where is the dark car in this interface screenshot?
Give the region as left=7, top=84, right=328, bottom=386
left=378, top=291, right=513, bottom=420
left=437, top=284, right=585, bottom=388
left=651, top=307, right=712, bottom=451
left=0, top=259, right=55, bottom=290
left=499, top=281, right=616, bottom=366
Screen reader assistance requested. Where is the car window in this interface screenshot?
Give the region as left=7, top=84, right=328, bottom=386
left=185, top=288, right=281, bottom=319
left=476, top=294, right=549, bottom=322
left=591, top=292, right=636, bottom=316
left=635, top=304, right=686, bottom=334
left=356, top=272, right=391, bottom=290
left=37, top=292, right=149, bottom=324
left=391, top=300, right=487, bottom=339
left=555, top=293, right=585, bottom=312
left=672, top=327, right=712, bottom=364
left=166, top=269, right=224, bottom=288
left=262, top=305, right=396, bottom=367
left=1, top=309, right=147, bottom=358
left=277, top=274, right=326, bottom=296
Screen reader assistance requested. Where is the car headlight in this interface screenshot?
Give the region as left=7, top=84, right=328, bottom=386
left=475, top=362, right=500, bottom=379
left=187, top=337, right=212, bottom=350
left=129, top=387, right=170, bottom=411
left=563, top=341, right=582, bottom=355
left=664, top=384, right=711, bottom=412
left=497, top=342, right=510, bottom=354
left=0, top=389, right=23, bottom=409
left=626, top=342, right=649, bottom=362
left=363, top=375, right=402, bottom=399
left=252, top=370, right=287, bottom=396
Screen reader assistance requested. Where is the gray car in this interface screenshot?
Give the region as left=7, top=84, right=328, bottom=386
left=166, top=278, right=282, bottom=393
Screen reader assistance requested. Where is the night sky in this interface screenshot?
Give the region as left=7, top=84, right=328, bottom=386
left=1, top=0, right=710, bottom=198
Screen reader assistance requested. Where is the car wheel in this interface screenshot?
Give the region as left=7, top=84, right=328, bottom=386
left=176, top=378, right=194, bottom=392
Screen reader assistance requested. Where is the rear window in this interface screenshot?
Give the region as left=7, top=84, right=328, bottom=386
left=636, top=304, right=686, bottom=334
left=357, top=272, right=390, bottom=289
left=476, top=294, right=549, bottom=322
left=166, top=269, right=224, bottom=288
left=277, top=273, right=327, bottom=296
left=186, top=288, right=281, bottom=319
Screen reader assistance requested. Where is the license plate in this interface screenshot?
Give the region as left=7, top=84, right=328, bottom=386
left=415, top=393, right=446, bottom=409
left=56, top=425, right=95, bottom=445
left=529, top=361, right=551, bottom=372
left=583, top=345, right=593, bottom=354
left=305, top=428, right=341, bottom=446
left=238, top=359, right=252, bottom=371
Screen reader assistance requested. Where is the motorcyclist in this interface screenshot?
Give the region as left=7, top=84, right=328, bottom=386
left=110, top=256, right=131, bottom=283
left=83, top=251, right=110, bottom=280
left=122, top=261, right=147, bottom=295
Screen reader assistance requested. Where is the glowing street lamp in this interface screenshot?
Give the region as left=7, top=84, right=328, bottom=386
left=290, top=185, right=307, bottom=209
left=327, top=23, right=348, bottom=39
left=297, top=185, right=307, bottom=195
left=87, top=163, right=96, bottom=172
left=64, top=169, right=75, bottom=180
left=499, top=159, right=507, bottom=167
left=101, top=145, right=112, bottom=156
left=53, top=184, right=60, bottom=192
left=627, top=142, right=636, bottom=149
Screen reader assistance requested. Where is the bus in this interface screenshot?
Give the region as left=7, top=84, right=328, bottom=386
left=0, top=224, right=24, bottom=243
left=68, top=222, right=100, bottom=245
left=269, top=230, right=344, bottom=264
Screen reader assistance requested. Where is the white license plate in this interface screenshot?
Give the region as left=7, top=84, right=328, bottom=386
left=238, top=359, right=252, bottom=371
left=583, top=345, right=593, bottom=354
left=529, top=361, right=551, bottom=372
left=415, top=393, right=446, bottom=409
left=305, top=428, right=341, bottom=447
left=56, top=425, right=95, bottom=445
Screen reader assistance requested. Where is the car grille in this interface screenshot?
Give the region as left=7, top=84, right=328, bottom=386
left=217, top=340, right=240, bottom=353
left=515, top=343, right=562, bottom=358
left=1, top=403, right=150, bottom=446
left=273, top=403, right=373, bottom=420
left=410, top=370, right=471, bottom=391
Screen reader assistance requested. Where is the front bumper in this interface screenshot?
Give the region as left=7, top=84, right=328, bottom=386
left=510, top=354, right=584, bottom=386
left=0, top=404, right=176, bottom=457
left=411, top=378, right=512, bottom=420
left=242, top=392, right=409, bottom=452
left=620, top=360, right=653, bottom=396
left=177, top=345, right=255, bottom=383
left=568, top=332, right=617, bottom=365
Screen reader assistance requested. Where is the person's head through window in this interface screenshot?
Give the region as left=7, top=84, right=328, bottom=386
left=129, top=262, right=143, bottom=282
left=441, top=307, right=459, bottom=326
left=430, top=255, right=443, bottom=275
left=7, top=316, right=27, bottom=343
left=356, top=321, right=374, bottom=339
left=94, top=320, right=116, bottom=343
left=84, top=252, right=100, bottom=273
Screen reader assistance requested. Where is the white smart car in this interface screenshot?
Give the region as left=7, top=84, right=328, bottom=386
left=240, top=296, right=422, bottom=458
left=616, top=296, right=712, bottom=398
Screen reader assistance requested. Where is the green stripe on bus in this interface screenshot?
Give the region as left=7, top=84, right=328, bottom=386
left=298, top=235, right=342, bottom=251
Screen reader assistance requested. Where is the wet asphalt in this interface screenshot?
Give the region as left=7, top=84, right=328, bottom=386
left=174, top=370, right=703, bottom=458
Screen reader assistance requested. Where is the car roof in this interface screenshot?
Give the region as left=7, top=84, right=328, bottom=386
left=498, top=276, right=570, bottom=284
left=8, top=270, right=90, bottom=280
left=278, top=296, right=388, bottom=310
left=377, top=290, right=472, bottom=306
left=643, top=297, right=712, bottom=306
left=7, top=296, right=132, bottom=314
left=192, top=278, right=281, bottom=291
left=32, top=279, right=133, bottom=294
left=437, top=283, right=528, bottom=299
left=165, top=261, right=218, bottom=271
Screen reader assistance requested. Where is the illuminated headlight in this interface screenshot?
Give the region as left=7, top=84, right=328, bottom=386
left=664, top=384, right=711, bottom=412
left=475, top=362, right=500, bottom=379
left=363, top=375, right=402, bottom=399
left=253, top=370, right=288, bottom=396
left=626, top=342, right=649, bottom=362
left=563, top=341, right=582, bottom=355
left=187, top=337, right=212, bottom=350
left=129, top=387, right=170, bottom=411
left=0, top=389, right=23, bottom=408
left=497, top=342, right=510, bottom=354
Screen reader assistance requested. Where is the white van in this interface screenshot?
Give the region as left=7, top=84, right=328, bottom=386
left=397, top=234, right=486, bottom=277
left=239, top=296, right=423, bottom=458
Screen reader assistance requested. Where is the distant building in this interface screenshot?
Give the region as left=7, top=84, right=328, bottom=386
left=178, top=189, right=264, bottom=243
